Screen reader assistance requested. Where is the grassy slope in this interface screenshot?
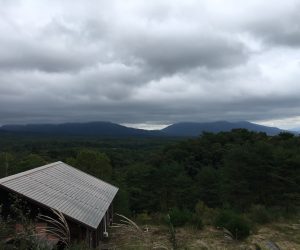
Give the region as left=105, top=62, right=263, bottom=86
left=107, top=221, right=300, bottom=250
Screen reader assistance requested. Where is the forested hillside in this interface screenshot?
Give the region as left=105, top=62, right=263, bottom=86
left=0, top=129, right=299, bottom=247
left=1, top=130, right=299, bottom=213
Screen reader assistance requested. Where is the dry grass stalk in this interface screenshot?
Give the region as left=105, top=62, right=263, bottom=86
left=37, top=208, right=70, bottom=248
left=223, top=227, right=234, bottom=241
left=114, top=213, right=170, bottom=250
left=115, top=213, right=143, bottom=233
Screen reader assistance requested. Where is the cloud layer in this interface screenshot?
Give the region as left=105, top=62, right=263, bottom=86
left=1, top=0, right=300, bottom=128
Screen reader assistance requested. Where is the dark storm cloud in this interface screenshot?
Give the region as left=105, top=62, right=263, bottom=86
left=0, top=42, right=91, bottom=73
left=0, top=21, right=108, bottom=73
left=1, top=0, right=300, bottom=129
left=118, top=31, right=248, bottom=74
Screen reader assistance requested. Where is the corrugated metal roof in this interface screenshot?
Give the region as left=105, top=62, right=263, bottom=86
left=0, top=161, right=118, bottom=229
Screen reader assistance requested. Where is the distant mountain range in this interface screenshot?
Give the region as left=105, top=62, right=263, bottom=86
left=0, top=120, right=290, bottom=137
left=291, top=127, right=300, bottom=133
left=161, top=121, right=285, bottom=136
left=0, top=121, right=162, bottom=137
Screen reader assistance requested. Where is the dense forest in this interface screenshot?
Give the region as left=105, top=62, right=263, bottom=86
left=0, top=129, right=300, bottom=245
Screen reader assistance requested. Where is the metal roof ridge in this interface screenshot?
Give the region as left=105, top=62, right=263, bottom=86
left=0, top=161, right=62, bottom=184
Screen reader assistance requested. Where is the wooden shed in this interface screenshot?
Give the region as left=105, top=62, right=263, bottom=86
left=0, top=161, right=118, bottom=248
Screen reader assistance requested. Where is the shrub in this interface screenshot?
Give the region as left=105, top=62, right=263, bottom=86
left=136, top=212, right=152, bottom=225
left=249, top=205, right=271, bottom=224
left=195, top=201, right=209, bottom=215
left=226, top=215, right=251, bottom=240
left=168, top=208, right=191, bottom=227
left=214, top=210, right=234, bottom=228
left=194, top=200, right=217, bottom=225
left=190, top=214, right=203, bottom=230
left=151, top=212, right=168, bottom=224
left=214, top=210, right=251, bottom=240
left=166, top=214, right=177, bottom=249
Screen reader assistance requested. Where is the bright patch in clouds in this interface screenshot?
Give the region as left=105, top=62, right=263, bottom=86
left=122, top=123, right=169, bottom=130
left=257, top=117, right=300, bottom=130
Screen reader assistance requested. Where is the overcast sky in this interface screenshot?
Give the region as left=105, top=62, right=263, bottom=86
left=1, top=0, right=300, bottom=129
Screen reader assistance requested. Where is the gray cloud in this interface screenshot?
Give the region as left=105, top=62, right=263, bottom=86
left=245, top=3, right=300, bottom=47
left=117, top=30, right=248, bottom=74
left=0, top=0, right=300, bottom=129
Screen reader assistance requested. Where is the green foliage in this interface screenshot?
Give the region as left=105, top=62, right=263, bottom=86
left=0, top=152, right=14, bottom=178
left=195, top=200, right=217, bottom=225
left=3, top=195, right=51, bottom=250
left=17, top=154, right=46, bottom=172
left=196, top=166, right=220, bottom=207
left=65, top=156, right=77, bottom=166
left=0, top=129, right=299, bottom=233
left=249, top=205, right=271, bottom=224
left=76, top=149, right=112, bottom=180
left=114, top=189, right=131, bottom=217
left=195, top=200, right=208, bottom=215
left=190, top=214, right=203, bottom=230
left=125, top=163, right=157, bottom=212
left=168, top=208, right=191, bottom=227
left=0, top=205, right=14, bottom=244
left=166, top=214, right=177, bottom=249
left=9, top=195, right=32, bottom=225
left=214, top=210, right=251, bottom=240
left=136, top=212, right=152, bottom=225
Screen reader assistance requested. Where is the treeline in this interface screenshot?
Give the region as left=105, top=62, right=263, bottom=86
left=1, top=129, right=300, bottom=213
left=121, top=129, right=300, bottom=214
left=1, top=129, right=300, bottom=238
left=117, top=129, right=300, bottom=240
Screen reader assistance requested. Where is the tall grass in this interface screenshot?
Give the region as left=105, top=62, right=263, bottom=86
left=114, top=213, right=169, bottom=249
left=37, top=208, right=71, bottom=248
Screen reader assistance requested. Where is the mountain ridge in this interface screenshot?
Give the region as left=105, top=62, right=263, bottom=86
left=0, top=120, right=291, bottom=137
left=161, top=121, right=285, bottom=136
left=0, top=121, right=163, bottom=137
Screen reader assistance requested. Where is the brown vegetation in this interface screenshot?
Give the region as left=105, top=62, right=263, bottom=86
left=108, top=220, right=300, bottom=250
